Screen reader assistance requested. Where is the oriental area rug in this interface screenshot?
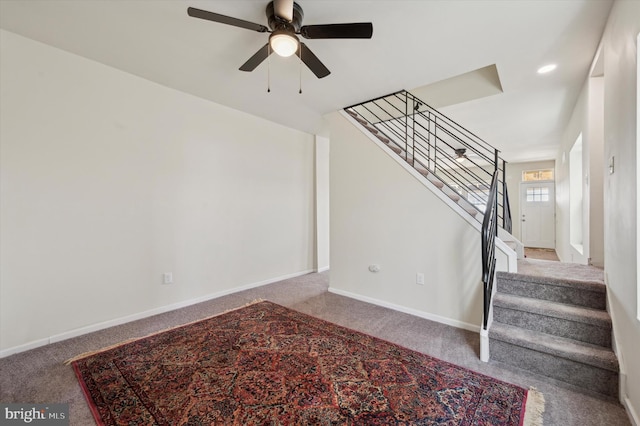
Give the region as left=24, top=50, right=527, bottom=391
left=70, top=301, right=544, bottom=425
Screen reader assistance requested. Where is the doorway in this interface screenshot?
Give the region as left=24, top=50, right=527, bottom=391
left=569, top=134, right=584, bottom=254
left=520, top=181, right=555, bottom=248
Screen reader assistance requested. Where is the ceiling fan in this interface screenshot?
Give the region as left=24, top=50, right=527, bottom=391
left=187, top=0, right=373, bottom=79
left=454, top=148, right=468, bottom=163
left=454, top=148, right=485, bottom=164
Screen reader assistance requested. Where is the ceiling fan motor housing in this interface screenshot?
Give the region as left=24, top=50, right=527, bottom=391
left=266, top=1, right=304, bottom=32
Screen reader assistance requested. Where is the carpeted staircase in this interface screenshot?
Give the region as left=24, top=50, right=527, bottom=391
left=490, top=259, right=618, bottom=398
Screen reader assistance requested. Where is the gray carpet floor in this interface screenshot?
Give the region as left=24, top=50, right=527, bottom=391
left=517, top=258, right=605, bottom=282
left=0, top=271, right=630, bottom=425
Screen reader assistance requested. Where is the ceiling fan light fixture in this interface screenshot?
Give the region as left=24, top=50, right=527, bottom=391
left=454, top=148, right=467, bottom=163
left=270, top=30, right=299, bottom=57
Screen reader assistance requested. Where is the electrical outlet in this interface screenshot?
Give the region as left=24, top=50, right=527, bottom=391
left=163, top=272, right=173, bottom=285
left=416, top=273, right=425, bottom=285
left=609, top=156, right=615, bottom=175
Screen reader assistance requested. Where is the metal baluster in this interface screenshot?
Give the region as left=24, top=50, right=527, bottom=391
left=426, top=111, right=431, bottom=171
left=404, top=92, right=409, bottom=163
left=433, top=117, right=438, bottom=174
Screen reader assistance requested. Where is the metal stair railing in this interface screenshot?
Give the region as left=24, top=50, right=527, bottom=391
left=345, top=90, right=512, bottom=233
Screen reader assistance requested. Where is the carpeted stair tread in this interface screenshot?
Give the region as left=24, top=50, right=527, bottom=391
left=496, top=271, right=606, bottom=309
left=348, top=112, right=403, bottom=157
left=387, top=144, right=403, bottom=155
left=426, top=174, right=444, bottom=189
left=490, top=322, right=618, bottom=372
left=514, top=258, right=604, bottom=283
left=493, top=293, right=612, bottom=346
left=415, top=166, right=429, bottom=176
left=493, top=293, right=611, bottom=328
left=376, top=133, right=391, bottom=144
left=345, top=110, right=371, bottom=128
left=354, top=116, right=369, bottom=126
left=458, top=202, right=478, bottom=217
left=442, top=188, right=461, bottom=202
left=497, top=271, right=605, bottom=291
left=364, top=125, right=379, bottom=134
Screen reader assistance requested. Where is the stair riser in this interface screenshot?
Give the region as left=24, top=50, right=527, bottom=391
left=493, top=307, right=611, bottom=347
left=491, top=339, right=618, bottom=398
left=497, top=278, right=605, bottom=310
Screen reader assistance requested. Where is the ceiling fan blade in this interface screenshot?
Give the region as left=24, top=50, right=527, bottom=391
left=296, top=43, right=330, bottom=79
left=300, top=23, right=373, bottom=39
left=187, top=7, right=269, bottom=33
left=273, top=0, right=294, bottom=22
left=239, top=44, right=273, bottom=72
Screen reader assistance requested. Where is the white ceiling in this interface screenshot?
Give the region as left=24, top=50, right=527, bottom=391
left=0, top=0, right=612, bottom=162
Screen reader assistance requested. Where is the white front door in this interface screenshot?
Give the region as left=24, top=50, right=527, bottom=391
left=520, top=181, right=555, bottom=248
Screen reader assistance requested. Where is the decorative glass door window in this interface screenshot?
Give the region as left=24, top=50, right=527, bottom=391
left=522, top=169, right=554, bottom=182
left=526, top=186, right=550, bottom=202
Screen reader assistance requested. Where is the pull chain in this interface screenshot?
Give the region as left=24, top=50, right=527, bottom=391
left=298, top=44, right=302, bottom=94
left=267, top=44, right=271, bottom=93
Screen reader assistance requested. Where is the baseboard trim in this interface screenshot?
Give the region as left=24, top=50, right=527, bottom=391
left=607, top=293, right=629, bottom=406
left=316, top=266, right=330, bottom=273
left=604, top=282, right=637, bottom=426
left=328, top=287, right=480, bottom=333
left=625, top=396, right=640, bottom=426
left=0, top=337, right=52, bottom=358
left=0, top=269, right=314, bottom=358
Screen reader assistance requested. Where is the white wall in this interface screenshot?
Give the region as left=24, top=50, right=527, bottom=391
left=315, top=135, right=330, bottom=272
left=556, top=0, right=640, bottom=418
left=557, top=71, right=605, bottom=267
left=569, top=135, right=584, bottom=254
left=587, top=76, right=604, bottom=268
left=0, top=30, right=316, bottom=353
left=602, top=0, right=640, bottom=417
left=328, top=111, right=486, bottom=330
left=556, top=83, right=591, bottom=264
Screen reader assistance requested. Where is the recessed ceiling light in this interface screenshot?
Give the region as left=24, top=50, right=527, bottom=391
left=537, top=64, right=557, bottom=74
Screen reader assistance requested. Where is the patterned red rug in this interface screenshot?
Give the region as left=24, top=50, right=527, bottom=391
left=71, top=301, right=543, bottom=425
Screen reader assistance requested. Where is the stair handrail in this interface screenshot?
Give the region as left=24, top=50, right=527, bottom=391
left=482, top=170, right=499, bottom=330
